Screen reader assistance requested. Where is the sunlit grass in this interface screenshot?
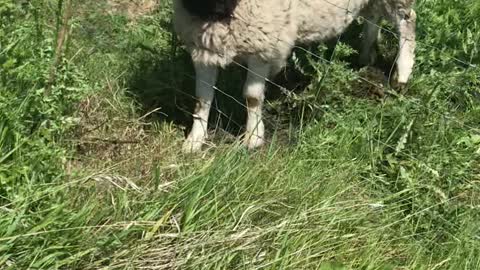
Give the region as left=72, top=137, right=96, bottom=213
left=0, top=0, right=479, bottom=269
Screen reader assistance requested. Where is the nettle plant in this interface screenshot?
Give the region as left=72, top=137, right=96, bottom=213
left=266, top=42, right=358, bottom=125
left=0, top=1, right=87, bottom=195
left=416, top=0, right=479, bottom=70
left=414, top=0, right=480, bottom=112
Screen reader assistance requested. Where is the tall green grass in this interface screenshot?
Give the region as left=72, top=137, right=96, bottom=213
left=0, top=0, right=479, bottom=269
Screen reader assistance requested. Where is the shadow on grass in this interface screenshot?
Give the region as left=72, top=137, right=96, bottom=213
left=125, top=20, right=399, bottom=140
left=126, top=46, right=250, bottom=138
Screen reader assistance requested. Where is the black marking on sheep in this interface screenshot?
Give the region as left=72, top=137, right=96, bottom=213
left=181, top=0, right=239, bottom=21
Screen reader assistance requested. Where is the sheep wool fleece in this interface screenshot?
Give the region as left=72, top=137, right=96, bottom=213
left=173, top=0, right=415, bottom=70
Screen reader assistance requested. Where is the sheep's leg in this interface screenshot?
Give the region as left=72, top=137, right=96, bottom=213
left=359, top=15, right=380, bottom=66
left=182, top=63, right=218, bottom=153
left=243, top=57, right=270, bottom=149
left=395, top=9, right=416, bottom=86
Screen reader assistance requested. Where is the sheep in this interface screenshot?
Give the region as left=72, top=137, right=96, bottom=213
left=173, top=0, right=417, bottom=152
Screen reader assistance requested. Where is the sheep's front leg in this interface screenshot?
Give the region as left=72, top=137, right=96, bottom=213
left=182, top=63, right=218, bottom=153
left=395, top=9, right=416, bottom=86
left=243, top=58, right=270, bottom=149
left=359, top=15, right=380, bottom=66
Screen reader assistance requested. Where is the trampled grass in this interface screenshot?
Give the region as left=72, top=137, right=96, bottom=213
left=0, top=0, right=479, bottom=269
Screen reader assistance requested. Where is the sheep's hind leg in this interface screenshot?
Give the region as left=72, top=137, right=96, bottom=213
left=243, top=57, right=270, bottom=150
left=359, top=15, right=380, bottom=66
left=394, top=9, right=416, bottom=87
left=182, top=63, right=218, bottom=153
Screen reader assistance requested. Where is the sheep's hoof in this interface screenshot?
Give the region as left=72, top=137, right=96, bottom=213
left=393, top=82, right=407, bottom=94
left=243, top=135, right=265, bottom=150
left=390, top=72, right=408, bottom=94
left=182, top=138, right=204, bottom=153
left=391, top=80, right=408, bottom=94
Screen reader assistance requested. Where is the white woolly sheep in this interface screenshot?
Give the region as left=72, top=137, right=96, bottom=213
left=173, top=0, right=417, bottom=152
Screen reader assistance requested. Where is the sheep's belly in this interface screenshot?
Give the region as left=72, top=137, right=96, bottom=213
left=296, top=0, right=369, bottom=43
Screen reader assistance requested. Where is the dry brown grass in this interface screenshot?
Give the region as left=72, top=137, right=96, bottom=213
left=67, top=73, right=185, bottom=191
left=106, top=0, right=159, bottom=20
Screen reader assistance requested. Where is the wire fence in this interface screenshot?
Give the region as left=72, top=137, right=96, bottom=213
left=165, top=0, right=479, bottom=152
